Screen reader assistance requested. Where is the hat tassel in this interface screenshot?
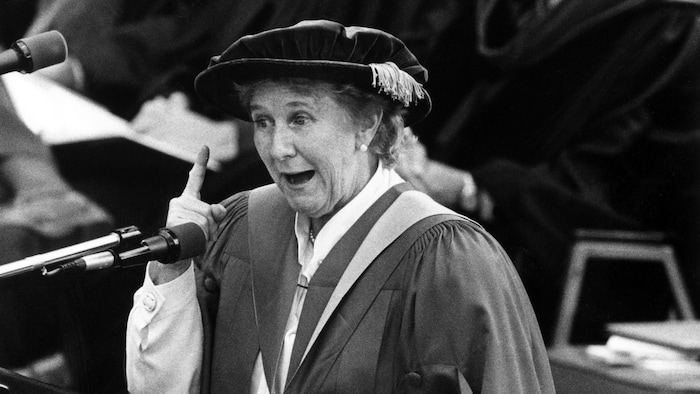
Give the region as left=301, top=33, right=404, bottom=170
left=370, top=62, right=425, bottom=107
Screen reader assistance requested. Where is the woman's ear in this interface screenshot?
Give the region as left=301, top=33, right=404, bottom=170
left=356, top=110, right=382, bottom=150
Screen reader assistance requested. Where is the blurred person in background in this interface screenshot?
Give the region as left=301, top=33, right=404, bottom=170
left=0, top=83, right=112, bottom=386
left=400, top=0, right=700, bottom=343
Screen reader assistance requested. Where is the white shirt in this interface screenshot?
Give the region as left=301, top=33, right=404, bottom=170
left=126, top=163, right=403, bottom=394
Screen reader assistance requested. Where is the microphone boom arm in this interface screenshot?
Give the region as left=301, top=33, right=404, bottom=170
left=0, top=226, right=142, bottom=279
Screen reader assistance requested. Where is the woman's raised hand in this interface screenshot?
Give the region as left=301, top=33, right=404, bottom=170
left=167, top=146, right=227, bottom=241
left=150, top=146, right=227, bottom=284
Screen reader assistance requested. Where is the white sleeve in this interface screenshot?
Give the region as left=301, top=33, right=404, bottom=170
left=126, top=261, right=203, bottom=394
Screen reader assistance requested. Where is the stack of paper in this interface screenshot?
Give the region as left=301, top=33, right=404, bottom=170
left=586, top=320, right=700, bottom=376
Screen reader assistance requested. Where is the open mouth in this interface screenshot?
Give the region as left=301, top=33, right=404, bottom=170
left=284, top=170, right=315, bottom=185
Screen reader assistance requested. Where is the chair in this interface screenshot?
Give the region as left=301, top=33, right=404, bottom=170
left=551, top=229, right=696, bottom=347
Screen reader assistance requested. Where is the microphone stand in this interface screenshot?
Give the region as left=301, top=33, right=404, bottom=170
left=0, top=226, right=142, bottom=279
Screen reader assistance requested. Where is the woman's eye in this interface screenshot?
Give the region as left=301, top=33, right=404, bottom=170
left=291, top=114, right=310, bottom=126
left=254, top=118, right=270, bottom=129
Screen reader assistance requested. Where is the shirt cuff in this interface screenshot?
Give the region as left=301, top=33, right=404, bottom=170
left=133, top=261, right=197, bottom=327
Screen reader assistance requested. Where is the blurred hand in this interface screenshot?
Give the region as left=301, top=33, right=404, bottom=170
left=395, top=137, right=496, bottom=222
left=395, top=134, right=430, bottom=193
left=150, top=146, right=227, bottom=283
left=0, top=189, right=112, bottom=239
left=396, top=138, right=463, bottom=206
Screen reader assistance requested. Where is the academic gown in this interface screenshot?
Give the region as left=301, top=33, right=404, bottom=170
left=194, top=183, right=554, bottom=393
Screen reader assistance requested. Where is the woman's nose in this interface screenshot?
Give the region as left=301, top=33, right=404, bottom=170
left=269, top=126, right=296, bottom=160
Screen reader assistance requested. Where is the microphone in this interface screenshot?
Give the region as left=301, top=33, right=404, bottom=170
left=58, top=222, right=207, bottom=273
left=0, top=30, right=68, bottom=75
left=0, top=226, right=142, bottom=280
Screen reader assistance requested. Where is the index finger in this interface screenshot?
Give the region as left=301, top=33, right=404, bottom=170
left=182, top=145, right=210, bottom=198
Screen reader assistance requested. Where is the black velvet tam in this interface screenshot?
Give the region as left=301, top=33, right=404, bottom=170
left=195, top=19, right=432, bottom=126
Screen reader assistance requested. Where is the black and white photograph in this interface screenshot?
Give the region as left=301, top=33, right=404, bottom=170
left=0, top=1, right=699, bottom=393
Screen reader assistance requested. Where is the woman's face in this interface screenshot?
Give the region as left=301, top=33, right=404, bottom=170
left=250, top=82, right=375, bottom=221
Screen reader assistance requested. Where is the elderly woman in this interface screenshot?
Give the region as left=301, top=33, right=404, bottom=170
left=126, top=20, right=554, bottom=393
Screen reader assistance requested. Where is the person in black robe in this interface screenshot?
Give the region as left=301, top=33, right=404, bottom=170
left=399, top=0, right=700, bottom=343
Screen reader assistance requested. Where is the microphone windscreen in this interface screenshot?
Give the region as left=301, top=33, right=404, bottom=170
left=170, top=222, right=207, bottom=259
left=18, top=30, right=67, bottom=72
